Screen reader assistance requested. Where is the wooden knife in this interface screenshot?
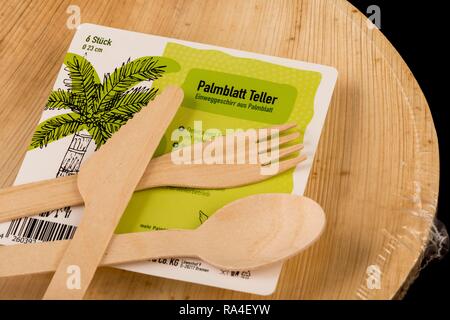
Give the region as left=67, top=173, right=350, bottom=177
left=42, top=86, right=184, bottom=299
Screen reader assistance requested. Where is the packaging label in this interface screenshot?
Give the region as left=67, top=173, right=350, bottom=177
left=182, top=69, right=298, bottom=124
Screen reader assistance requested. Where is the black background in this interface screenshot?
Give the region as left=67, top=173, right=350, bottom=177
left=0, top=1, right=447, bottom=307
left=347, top=1, right=449, bottom=300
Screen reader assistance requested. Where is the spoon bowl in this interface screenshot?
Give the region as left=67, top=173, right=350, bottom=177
left=193, top=193, right=326, bottom=270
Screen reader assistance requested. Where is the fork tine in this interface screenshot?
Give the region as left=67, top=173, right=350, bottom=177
left=186, top=123, right=300, bottom=163
left=278, top=132, right=300, bottom=145
left=259, top=143, right=304, bottom=164
left=277, top=154, right=308, bottom=172
left=236, top=131, right=302, bottom=162
left=229, top=123, right=297, bottom=155
left=267, top=122, right=297, bottom=134
left=232, top=122, right=297, bottom=144
left=256, top=123, right=297, bottom=143
left=255, top=131, right=301, bottom=156
left=278, top=144, right=304, bottom=159
left=257, top=154, right=307, bottom=176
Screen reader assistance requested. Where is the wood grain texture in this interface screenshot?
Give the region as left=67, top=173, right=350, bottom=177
left=0, top=0, right=439, bottom=299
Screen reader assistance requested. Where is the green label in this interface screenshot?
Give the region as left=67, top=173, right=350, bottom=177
left=116, top=43, right=323, bottom=234
left=182, top=69, right=297, bottom=124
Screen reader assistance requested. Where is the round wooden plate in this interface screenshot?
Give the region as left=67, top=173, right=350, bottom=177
left=0, top=0, right=439, bottom=299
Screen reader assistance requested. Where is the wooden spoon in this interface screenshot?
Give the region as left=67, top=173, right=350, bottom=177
left=0, top=194, right=326, bottom=275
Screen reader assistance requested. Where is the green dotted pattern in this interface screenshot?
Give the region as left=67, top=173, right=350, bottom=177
left=116, top=43, right=322, bottom=233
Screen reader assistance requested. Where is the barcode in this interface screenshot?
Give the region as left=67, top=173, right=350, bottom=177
left=5, top=217, right=77, bottom=241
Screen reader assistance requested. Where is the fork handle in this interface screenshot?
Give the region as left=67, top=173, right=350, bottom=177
left=0, top=158, right=198, bottom=223
left=0, top=156, right=167, bottom=223
left=0, top=175, right=81, bottom=223
left=0, top=153, right=304, bottom=223
left=0, top=160, right=236, bottom=222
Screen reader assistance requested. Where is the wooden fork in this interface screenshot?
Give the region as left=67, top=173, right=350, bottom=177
left=0, top=123, right=305, bottom=223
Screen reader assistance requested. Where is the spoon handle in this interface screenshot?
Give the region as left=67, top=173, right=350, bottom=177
left=0, top=229, right=197, bottom=277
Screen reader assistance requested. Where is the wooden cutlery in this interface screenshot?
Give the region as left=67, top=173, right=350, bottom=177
left=0, top=86, right=313, bottom=300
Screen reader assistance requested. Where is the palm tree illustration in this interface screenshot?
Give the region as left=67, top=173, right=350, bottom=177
left=30, top=53, right=179, bottom=218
